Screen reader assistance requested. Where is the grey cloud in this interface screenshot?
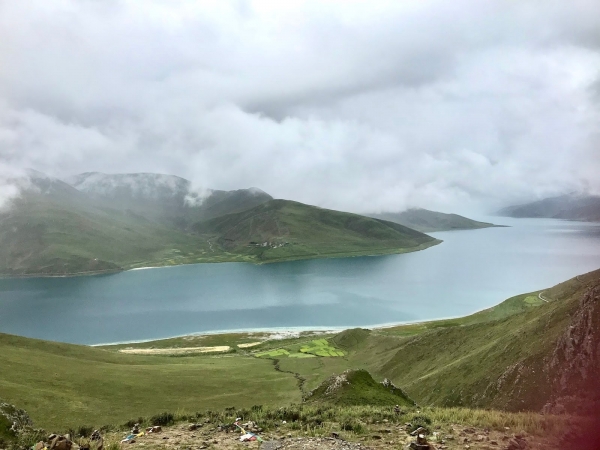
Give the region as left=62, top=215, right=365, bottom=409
left=1, top=0, right=600, bottom=215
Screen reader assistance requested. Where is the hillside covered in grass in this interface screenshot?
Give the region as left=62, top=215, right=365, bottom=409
left=192, top=200, right=440, bottom=262
left=275, top=269, right=600, bottom=413
left=306, top=369, right=415, bottom=407
left=0, top=171, right=439, bottom=275
left=368, top=208, right=499, bottom=232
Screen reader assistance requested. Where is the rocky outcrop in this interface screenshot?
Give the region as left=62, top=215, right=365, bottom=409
left=543, top=285, right=600, bottom=415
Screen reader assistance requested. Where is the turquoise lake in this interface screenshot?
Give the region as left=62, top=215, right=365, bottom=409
left=1, top=217, right=599, bottom=345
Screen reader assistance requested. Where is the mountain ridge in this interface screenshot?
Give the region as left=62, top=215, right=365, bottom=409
left=367, top=208, right=500, bottom=232
left=498, top=194, right=600, bottom=222
left=0, top=170, right=439, bottom=275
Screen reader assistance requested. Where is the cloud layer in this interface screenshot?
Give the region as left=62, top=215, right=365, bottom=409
left=1, top=0, right=599, bottom=214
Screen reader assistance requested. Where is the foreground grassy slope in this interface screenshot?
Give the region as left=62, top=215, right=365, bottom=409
left=272, top=270, right=600, bottom=412
left=0, top=333, right=299, bottom=429
left=368, top=208, right=499, bottom=232
left=296, top=271, right=599, bottom=412
left=193, top=200, right=440, bottom=262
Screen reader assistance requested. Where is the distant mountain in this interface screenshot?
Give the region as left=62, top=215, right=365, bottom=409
left=367, top=208, right=498, bottom=232
left=193, top=199, right=440, bottom=262
left=66, top=172, right=273, bottom=226
left=67, top=171, right=191, bottom=200
left=498, top=194, right=600, bottom=222
left=0, top=171, right=439, bottom=275
left=0, top=171, right=211, bottom=276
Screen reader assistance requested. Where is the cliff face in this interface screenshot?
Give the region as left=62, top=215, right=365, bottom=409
left=543, top=285, right=600, bottom=415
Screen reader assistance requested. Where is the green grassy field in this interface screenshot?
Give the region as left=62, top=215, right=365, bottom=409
left=0, top=333, right=300, bottom=430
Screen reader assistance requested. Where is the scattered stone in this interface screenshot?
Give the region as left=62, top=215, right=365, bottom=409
left=89, top=430, right=103, bottom=450
left=49, top=435, right=72, bottom=450
left=410, top=427, right=425, bottom=436
left=90, top=430, right=102, bottom=441
left=261, top=442, right=281, bottom=450
left=408, top=433, right=432, bottom=449
left=506, top=436, right=529, bottom=450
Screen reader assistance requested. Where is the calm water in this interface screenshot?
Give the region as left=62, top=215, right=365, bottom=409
left=1, top=217, right=599, bottom=345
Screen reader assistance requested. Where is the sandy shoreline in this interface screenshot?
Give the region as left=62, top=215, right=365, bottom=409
left=91, top=312, right=480, bottom=347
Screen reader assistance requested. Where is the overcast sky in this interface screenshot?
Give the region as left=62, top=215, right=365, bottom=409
left=1, top=0, right=599, bottom=214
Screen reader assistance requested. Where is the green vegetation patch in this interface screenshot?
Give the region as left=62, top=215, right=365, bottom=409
left=256, top=349, right=290, bottom=358
left=254, top=338, right=345, bottom=359
left=524, top=295, right=544, bottom=306
left=300, top=339, right=345, bottom=357
left=287, top=353, right=316, bottom=358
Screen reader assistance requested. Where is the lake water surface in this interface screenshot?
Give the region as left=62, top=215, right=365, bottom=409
left=1, top=217, right=599, bottom=345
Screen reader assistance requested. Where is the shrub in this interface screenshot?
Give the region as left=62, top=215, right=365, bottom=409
left=76, top=425, right=94, bottom=438
left=124, top=418, right=144, bottom=429
left=150, top=412, right=174, bottom=427
left=407, top=414, right=432, bottom=433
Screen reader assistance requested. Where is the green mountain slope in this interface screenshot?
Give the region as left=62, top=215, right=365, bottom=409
left=192, top=199, right=440, bottom=262
left=305, top=269, right=600, bottom=413
left=0, top=174, right=214, bottom=275
left=0, top=172, right=440, bottom=275
left=368, top=208, right=499, bottom=232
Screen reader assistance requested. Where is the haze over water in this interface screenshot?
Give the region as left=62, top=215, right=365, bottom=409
left=1, top=217, right=599, bottom=345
